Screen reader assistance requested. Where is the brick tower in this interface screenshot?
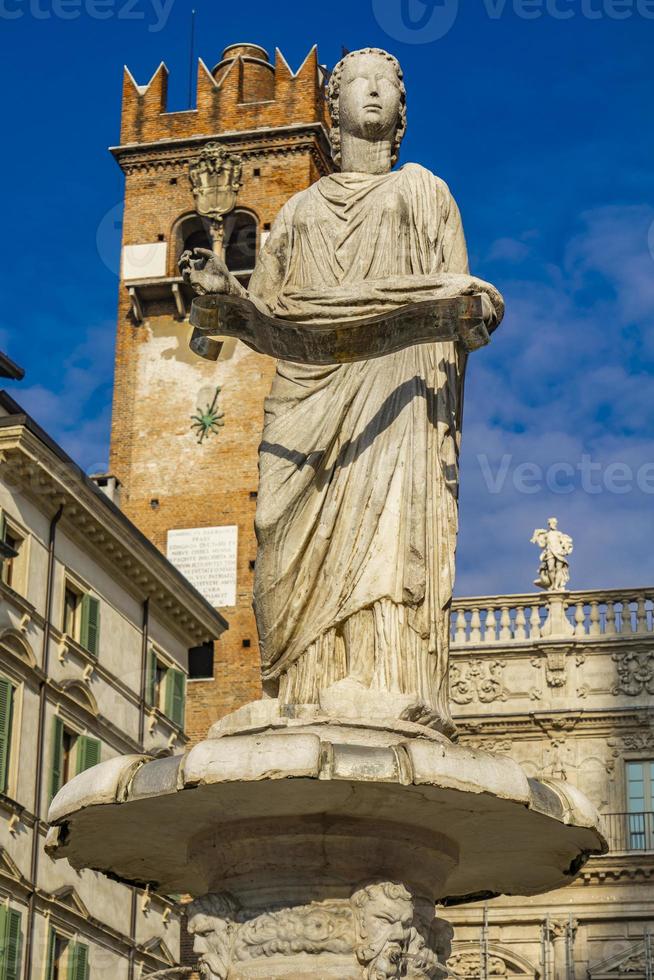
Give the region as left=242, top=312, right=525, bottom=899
left=109, top=42, right=334, bottom=741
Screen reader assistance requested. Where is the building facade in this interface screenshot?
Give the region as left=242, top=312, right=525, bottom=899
left=108, top=42, right=334, bottom=742
left=0, top=389, right=227, bottom=980
left=105, top=39, right=654, bottom=979
left=445, top=589, right=654, bottom=979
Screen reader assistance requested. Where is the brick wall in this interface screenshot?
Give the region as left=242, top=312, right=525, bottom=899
left=109, top=41, right=335, bottom=745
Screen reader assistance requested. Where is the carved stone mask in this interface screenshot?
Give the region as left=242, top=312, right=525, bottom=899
left=187, top=895, right=238, bottom=980
left=338, top=53, right=402, bottom=146
left=352, top=883, right=414, bottom=980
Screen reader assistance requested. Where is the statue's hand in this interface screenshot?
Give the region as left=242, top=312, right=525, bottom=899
left=464, top=277, right=504, bottom=332
left=179, top=248, right=243, bottom=297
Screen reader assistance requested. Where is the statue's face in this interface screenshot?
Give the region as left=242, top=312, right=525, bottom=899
left=359, top=892, right=413, bottom=978
left=548, top=517, right=558, bottom=529
left=339, top=53, right=401, bottom=145
left=188, top=911, right=231, bottom=980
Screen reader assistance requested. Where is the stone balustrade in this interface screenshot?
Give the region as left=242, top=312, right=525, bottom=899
left=450, top=589, right=654, bottom=646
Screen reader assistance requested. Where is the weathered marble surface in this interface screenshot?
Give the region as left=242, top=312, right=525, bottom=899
left=182, top=48, right=505, bottom=734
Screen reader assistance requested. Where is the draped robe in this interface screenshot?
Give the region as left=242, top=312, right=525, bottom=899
left=248, top=163, right=473, bottom=731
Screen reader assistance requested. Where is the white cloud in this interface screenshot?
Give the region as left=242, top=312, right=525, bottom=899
left=456, top=204, right=654, bottom=596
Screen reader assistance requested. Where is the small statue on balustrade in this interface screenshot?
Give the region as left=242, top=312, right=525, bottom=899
left=531, top=517, right=573, bottom=592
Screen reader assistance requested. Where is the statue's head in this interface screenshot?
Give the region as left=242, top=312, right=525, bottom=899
left=187, top=894, right=239, bottom=980
left=351, top=881, right=414, bottom=979
left=548, top=517, right=558, bottom=529
left=327, top=48, right=407, bottom=168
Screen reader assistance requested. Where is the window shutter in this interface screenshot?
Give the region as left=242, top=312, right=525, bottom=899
left=0, top=678, right=14, bottom=794
left=49, top=717, right=65, bottom=802
left=80, top=596, right=100, bottom=657
left=45, top=929, right=57, bottom=980
left=0, top=512, right=5, bottom=543
left=145, top=647, right=157, bottom=708
left=68, top=943, right=89, bottom=980
left=75, top=736, right=101, bottom=775
left=165, top=669, right=186, bottom=728
left=0, top=909, right=22, bottom=980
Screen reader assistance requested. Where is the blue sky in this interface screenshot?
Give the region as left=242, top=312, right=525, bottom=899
left=1, top=0, right=653, bottom=595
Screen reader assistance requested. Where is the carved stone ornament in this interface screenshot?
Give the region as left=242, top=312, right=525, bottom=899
left=448, top=951, right=508, bottom=976
left=450, top=659, right=508, bottom=705
left=612, top=650, right=654, bottom=696
left=531, top=517, right=573, bottom=592
left=189, top=143, right=243, bottom=221
left=187, top=883, right=451, bottom=980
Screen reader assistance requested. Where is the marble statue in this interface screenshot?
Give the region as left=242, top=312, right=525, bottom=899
left=47, top=44, right=607, bottom=980
left=531, top=517, right=573, bottom=592
left=181, top=47, right=504, bottom=733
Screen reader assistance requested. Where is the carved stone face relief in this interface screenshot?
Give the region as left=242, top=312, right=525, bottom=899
left=352, top=883, right=414, bottom=980
left=187, top=894, right=239, bottom=980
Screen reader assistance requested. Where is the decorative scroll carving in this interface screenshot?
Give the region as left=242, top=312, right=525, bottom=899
left=612, top=650, right=654, bottom=696
left=450, top=660, right=508, bottom=705
left=187, top=883, right=450, bottom=979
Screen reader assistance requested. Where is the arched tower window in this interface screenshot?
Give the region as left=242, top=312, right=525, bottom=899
left=172, top=213, right=213, bottom=272
left=224, top=210, right=258, bottom=277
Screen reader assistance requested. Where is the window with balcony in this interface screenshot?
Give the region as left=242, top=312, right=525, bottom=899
left=626, top=759, right=654, bottom=850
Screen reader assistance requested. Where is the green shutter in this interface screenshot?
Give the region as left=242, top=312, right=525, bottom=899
left=165, top=669, right=186, bottom=728
left=68, top=942, right=89, bottom=980
left=0, top=908, right=22, bottom=980
left=80, top=596, right=100, bottom=657
left=145, top=647, right=157, bottom=707
left=0, top=679, right=14, bottom=794
left=49, top=717, right=65, bottom=802
left=75, top=736, right=101, bottom=775
left=45, top=929, right=57, bottom=980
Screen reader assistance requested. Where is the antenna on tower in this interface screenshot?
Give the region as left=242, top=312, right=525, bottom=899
left=188, top=8, right=196, bottom=109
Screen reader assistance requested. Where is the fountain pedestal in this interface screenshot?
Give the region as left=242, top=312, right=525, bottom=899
left=47, top=708, right=605, bottom=979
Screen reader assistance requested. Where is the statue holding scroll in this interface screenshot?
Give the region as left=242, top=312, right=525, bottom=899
left=181, top=47, right=504, bottom=734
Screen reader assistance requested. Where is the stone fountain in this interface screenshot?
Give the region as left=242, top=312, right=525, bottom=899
left=47, top=47, right=606, bottom=980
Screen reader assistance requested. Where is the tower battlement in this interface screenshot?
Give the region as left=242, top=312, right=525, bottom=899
left=120, top=44, right=330, bottom=146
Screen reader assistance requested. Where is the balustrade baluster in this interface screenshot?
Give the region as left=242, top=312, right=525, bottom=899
left=515, top=605, right=527, bottom=641
left=636, top=595, right=647, bottom=634
left=484, top=607, right=498, bottom=643
left=455, top=608, right=467, bottom=644
left=574, top=601, right=587, bottom=638
left=530, top=605, right=542, bottom=640
left=605, top=600, right=616, bottom=636
left=470, top=607, right=482, bottom=644
left=499, top=606, right=512, bottom=641
left=589, top=601, right=601, bottom=637
left=621, top=601, right=634, bottom=634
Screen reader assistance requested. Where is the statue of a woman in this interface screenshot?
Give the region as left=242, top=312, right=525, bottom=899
left=182, top=48, right=504, bottom=734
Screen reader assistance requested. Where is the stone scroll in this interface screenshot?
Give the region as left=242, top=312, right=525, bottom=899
left=189, top=292, right=490, bottom=365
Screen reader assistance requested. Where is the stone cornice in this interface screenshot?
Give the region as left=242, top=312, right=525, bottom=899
left=111, top=123, right=334, bottom=178
left=455, top=707, right=652, bottom=740
left=0, top=418, right=227, bottom=645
